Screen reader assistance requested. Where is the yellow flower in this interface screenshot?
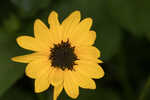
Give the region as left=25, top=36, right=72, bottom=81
left=11, top=10, right=104, bottom=100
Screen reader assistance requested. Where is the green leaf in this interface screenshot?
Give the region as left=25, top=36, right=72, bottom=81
left=3, top=14, right=20, bottom=33
left=107, top=0, right=150, bottom=36
left=145, top=33, right=150, bottom=41
left=79, top=88, right=120, bottom=100
left=95, top=23, right=122, bottom=61
left=107, top=0, right=136, bottom=33
left=11, top=0, right=51, bottom=17
left=133, top=0, right=150, bottom=34
left=0, top=85, right=35, bottom=100
left=36, top=89, right=53, bottom=100
left=0, top=29, right=25, bottom=96
left=139, top=76, right=150, bottom=100
left=59, top=87, right=121, bottom=100
left=0, top=47, right=25, bottom=97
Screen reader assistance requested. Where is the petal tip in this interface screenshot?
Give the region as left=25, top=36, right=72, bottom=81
left=11, top=57, right=17, bottom=62
left=70, top=10, right=81, bottom=19
left=50, top=11, right=58, bottom=17
left=100, top=69, right=105, bottom=78
left=91, top=83, right=96, bottom=90
left=34, top=19, right=43, bottom=27
left=16, top=35, right=27, bottom=43
left=72, top=10, right=81, bottom=15
left=48, top=11, right=58, bottom=23
left=34, top=19, right=41, bottom=23
left=86, top=17, right=93, bottom=24
left=51, top=11, right=58, bottom=15
left=34, top=90, right=41, bottom=93
left=34, top=88, right=44, bottom=93
left=98, top=59, right=103, bottom=63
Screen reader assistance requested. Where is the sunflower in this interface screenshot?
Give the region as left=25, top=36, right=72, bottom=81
left=11, top=10, right=104, bottom=100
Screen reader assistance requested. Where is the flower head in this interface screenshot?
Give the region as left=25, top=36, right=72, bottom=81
left=11, top=10, right=104, bottom=100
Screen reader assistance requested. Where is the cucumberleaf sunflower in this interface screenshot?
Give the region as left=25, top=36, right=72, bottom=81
left=11, top=10, right=104, bottom=100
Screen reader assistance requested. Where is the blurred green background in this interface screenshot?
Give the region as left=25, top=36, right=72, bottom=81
left=0, top=0, right=150, bottom=100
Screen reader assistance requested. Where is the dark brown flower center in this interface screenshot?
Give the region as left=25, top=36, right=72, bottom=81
left=49, top=40, right=78, bottom=70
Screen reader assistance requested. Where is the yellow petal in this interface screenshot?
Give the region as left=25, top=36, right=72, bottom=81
left=73, top=71, right=96, bottom=89
left=61, top=10, right=81, bottom=41
left=86, top=30, right=96, bottom=45
left=70, top=18, right=92, bottom=43
left=35, top=69, right=50, bottom=93
left=17, top=36, right=49, bottom=51
left=34, top=19, right=52, bottom=45
left=96, top=59, right=103, bottom=63
left=48, top=11, right=61, bottom=43
left=11, top=52, right=49, bottom=63
left=50, top=68, right=64, bottom=86
left=75, top=46, right=101, bottom=58
left=64, top=70, right=79, bottom=99
left=53, top=84, right=63, bottom=100
left=75, top=45, right=102, bottom=63
left=72, top=30, right=96, bottom=46
left=48, top=11, right=60, bottom=28
left=75, top=60, right=104, bottom=79
left=74, top=17, right=92, bottom=33
left=25, top=59, right=50, bottom=79
left=77, top=56, right=103, bottom=63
